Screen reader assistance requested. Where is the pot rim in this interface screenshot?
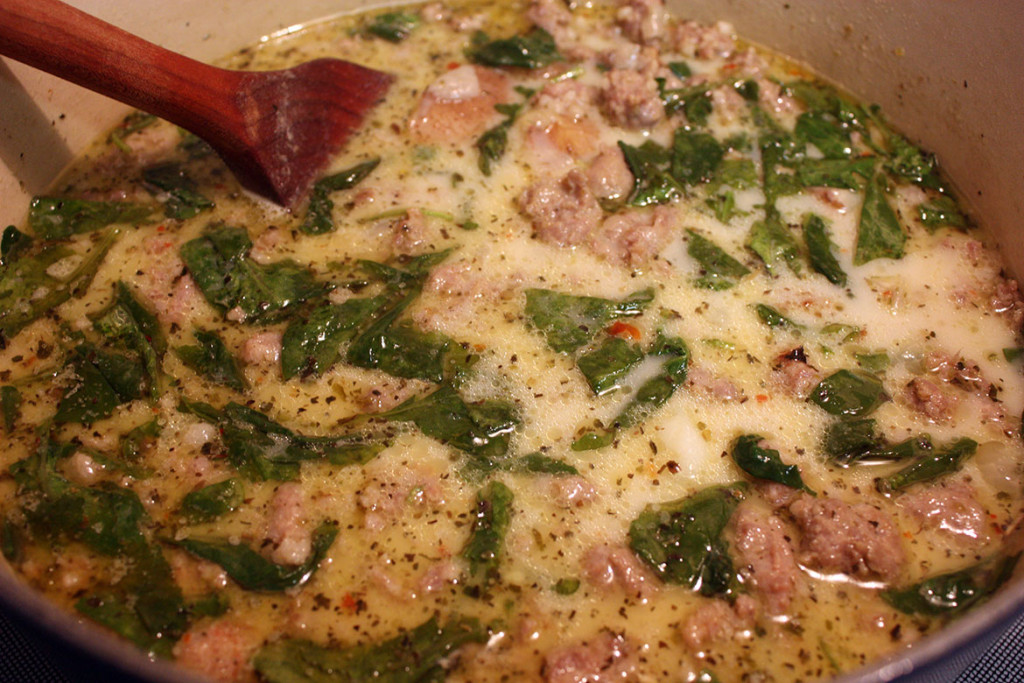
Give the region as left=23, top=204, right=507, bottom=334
left=1, top=1, right=1023, bottom=681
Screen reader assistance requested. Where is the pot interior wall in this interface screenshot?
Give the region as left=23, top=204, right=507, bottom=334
left=1, top=1, right=1022, bottom=682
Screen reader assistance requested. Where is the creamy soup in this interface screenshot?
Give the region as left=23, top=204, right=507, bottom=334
left=2, top=1, right=1023, bottom=681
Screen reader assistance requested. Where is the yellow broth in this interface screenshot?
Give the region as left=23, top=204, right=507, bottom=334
left=1, top=1, right=1023, bottom=681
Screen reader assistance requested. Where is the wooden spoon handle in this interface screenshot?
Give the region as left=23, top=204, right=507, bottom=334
left=0, top=0, right=241, bottom=138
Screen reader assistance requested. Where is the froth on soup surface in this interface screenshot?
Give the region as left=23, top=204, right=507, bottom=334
left=1, top=1, right=1023, bottom=681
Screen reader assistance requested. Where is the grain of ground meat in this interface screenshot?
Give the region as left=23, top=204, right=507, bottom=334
left=905, top=376, right=959, bottom=422
left=582, top=544, right=656, bottom=599
left=899, top=481, right=989, bottom=544
left=543, top=631, right=634, bottom=683
left=174, top=618, right=259, bottom=683
left=585, top=146, right=634, bottom=202
left=790, top=495, right=905, bottom=581
left=732, top=503, right=800, bottom=614
left=600, top=69, right=665, bottom=129
left=266, top=482, right=312, bottom=566
left=519, top=170, right=604, bottom=245
left=616, top=0, right=669, bottom=45
left=589, top=205, right=672, bottom=264
left=680, top=594, right=757, bottom=650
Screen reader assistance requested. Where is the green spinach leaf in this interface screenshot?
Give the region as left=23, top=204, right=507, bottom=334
left=802, top=214, right=846, bottom=286
left=477, top=98, right=529, bottom=176
left=704, top=191, right=747, bottom=226
left=179, top=399, right=382, bottom=481
left=466, top=28, right=562, bottom=69
left=347, top=312, right=457, bottom=384
left=824, top=419, right=934, bottom=467
left=179, top=478, right=245, bottom=523
left=671, top=129, right=724, bottom=186
left=300, top=159, right=380, bottom=235
left=876, top=437, right=978, bottom=492
left=28, top=197, right=153, bottom=239
left=91, top=281, right=166, bottom=394
left=688, top=233, right=753, bottom=290
left=174, top=329, right=247, bottom=391
left=0, top=226, right=120, bottom=340
left=794, top=110, right=853, bottom=158
left=174, top=522, right=337, bottom=591
left=808, top=369, right=886, bottom=417
left=866, top=108, right=945, bottom=190
left=525, top=287, right=653, bottom=353
left=786, top=81, right=868, bottom=132
left=710, top=159, right=758, bottom=192
left=917, top=195, right=968, bottom=231
left=759, top=131, right=806, bottom=203
left=1, top=385, right=20, bottom=431
left=618, top=140, right=682, bottom=207
left=370, top=384, right=519, bottom=464
left=121, top=418, right=161, bottom=462
left=180, top=223, right=324, bottom=324
left=614, top=333, right=689, bottom=426
left=462, top=481, right=514, bottom=596
left=855, top=352, right=889, bottom=373
left=882, top=553, right=1019, bottom=616
left=11, top=436, right=144, bottom=553
left=823, top=418, right=882, bottom=465
left=461, top=449, right=578, bottom=480
left=515, top=452, right=578, bottom=475
left=364, top=12, right=420, bottom=42
left=142, top=163, right=214, bottom=219
left=746, top=209, right=801, bottom=275
left=731, top=434, right=814, bottom=493
left=576, top=336, right=644, bottom=396
left=657, top=80, right=712, bottom=126
left=667, top=61, right=691, bottom=79
left=628, top=483, right=746, bottom=596
left=281, top=296, right=386, bottom=379
left=854, top=173, right=906, bottom=265
left=795, top=157, right=875, bottom=190
left=55, top=344, right=147, bottom=424
left=754, top=303, right=801, bottom=330
left=253, top=615, right=486, bottom=683
left=574, top=333, right=689, bottom=451
left=0, top=225, right=32, bottom=266
left=75, top=543, right=187, bottom=658
left=10, top=435, right=186, bottom=655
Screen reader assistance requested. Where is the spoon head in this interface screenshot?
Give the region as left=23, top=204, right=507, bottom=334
left=225, top=58, right=393, bottom=208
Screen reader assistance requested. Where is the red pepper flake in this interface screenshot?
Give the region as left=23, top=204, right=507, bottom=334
left=756, top=394, right=769, bottom=403
left=156, top=224, right=167, bottom=233
left=447, top=61, right=461, bottom=70
left=341, top=593, right=358, bottom=612
left=606, top=321, right=641, bottom=341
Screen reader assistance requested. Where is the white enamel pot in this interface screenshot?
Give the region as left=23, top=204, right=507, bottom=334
left=1, top=1, right=1022, bottom=681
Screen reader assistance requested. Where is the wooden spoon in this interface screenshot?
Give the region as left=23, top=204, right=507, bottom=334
left=0, top=0, right=393, bottom=207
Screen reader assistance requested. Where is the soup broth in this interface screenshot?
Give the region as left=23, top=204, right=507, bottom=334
left=1, top=1, right=1023, bottom=681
